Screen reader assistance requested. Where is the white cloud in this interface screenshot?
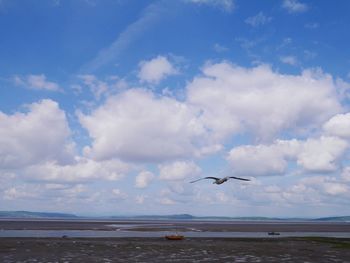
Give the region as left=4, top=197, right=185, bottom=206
left=227, top=136, right=348, bottom=176
left=282, top=0, right=308, bottom=13
left=79, top=62, right=345, bottom=163
left=186, top=0, right=235, bottom=12
left=13, top=74, right=60, bottom=91
left=323, top=182, right=348, bottom=196
left=135, top=170, right=154, bottom=188
left=0, top=99, right=75, bottom=168
left=300, top=175, right=350, bottom=198
left=244, top=173, right=350, bottom=210
left=3, top=187, right=37, bottom=200
left=323, top=113, right=350, bottom=139
left=79, top=89, right=208, bottom=162
left=245, top=12, right=272, bottom=27
left=111, top=188, right=128, bottom=200
left=280, top=55, right=298, bottom=66
left=159, top=161, right=201, bottom=181
left=23, top=157, right=129, bottom=183
left=227, top=143, right=289, bottom=176
left=138, top=56, right=177, bottom=84
left=297, top=136, right=348, bottom=172
left=187, top=62, right=342, bottom=141
left=78, top=75, right=109, bottom=99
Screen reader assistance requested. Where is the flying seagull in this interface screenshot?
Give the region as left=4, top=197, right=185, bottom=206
left=190, top=176, right=250, bottom=185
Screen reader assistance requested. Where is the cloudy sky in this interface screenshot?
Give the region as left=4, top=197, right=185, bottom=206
left=1, top=0, right=350, bottom=217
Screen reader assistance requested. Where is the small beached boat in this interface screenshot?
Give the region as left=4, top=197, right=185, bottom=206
left=268, top=232, right=280, bottom=236
left=165, top=234, right=184, bottom=240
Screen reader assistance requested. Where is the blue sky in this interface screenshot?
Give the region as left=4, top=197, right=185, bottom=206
left=1, top=0, right=350, bottom=217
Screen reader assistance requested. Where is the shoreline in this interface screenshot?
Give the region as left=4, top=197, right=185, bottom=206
left=1, top=219, right=349, bottom=232
left=1, top=229, right=350, bottom=239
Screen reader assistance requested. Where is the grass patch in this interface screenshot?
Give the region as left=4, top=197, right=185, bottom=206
left=301, top=237, right=350, bottom=249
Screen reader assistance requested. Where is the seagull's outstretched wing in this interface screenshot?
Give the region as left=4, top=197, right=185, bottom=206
left=190, top=177, right=219, bottom=183
left=229, top=176, right=250, bottom=181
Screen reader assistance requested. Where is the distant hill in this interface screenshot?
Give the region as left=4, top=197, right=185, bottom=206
left=111, top=214, right=195, bottom=220
left=110, top=214, right=350, bottom=222
left=314, top=216, right=350, bottom=222
left=1, top=211, right=349, bottom=221
left=0, top=211, right=78, bottom=219
left=138, top=214, right=195, bottom=220
left=111, top=214, right=304, bottom=221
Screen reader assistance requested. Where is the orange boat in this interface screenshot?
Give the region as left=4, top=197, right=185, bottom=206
left=165, top=234, right=184, bottom=240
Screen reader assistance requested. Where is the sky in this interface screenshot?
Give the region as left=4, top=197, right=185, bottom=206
left=1, top=0, right=350, bottom=217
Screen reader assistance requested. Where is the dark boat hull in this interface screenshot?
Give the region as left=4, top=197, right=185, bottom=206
left=165, top=235, right=184, bottom=240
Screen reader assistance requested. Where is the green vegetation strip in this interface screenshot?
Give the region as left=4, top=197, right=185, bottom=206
left=301, top=237, right=350, bottom=249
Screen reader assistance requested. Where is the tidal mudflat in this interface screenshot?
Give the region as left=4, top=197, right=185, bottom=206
left=1, top=237, right=350, bottom=262
left=1, top=219, right=350, bottom=232
left=0, top=220, right=349, bottom=262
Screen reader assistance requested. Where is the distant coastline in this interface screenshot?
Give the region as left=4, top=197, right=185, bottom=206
left=0, top=211, right=77, bottom=219
left=1, top=211, right=349, bottom=222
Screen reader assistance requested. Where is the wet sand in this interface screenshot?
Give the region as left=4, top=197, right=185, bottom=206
left=1, top=237, right=349, bottom=262
left=1, top=219, right=350, bottom=232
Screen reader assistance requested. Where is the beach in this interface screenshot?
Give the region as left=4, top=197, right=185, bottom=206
left=0, top=219, right=349, bottom=262
left=1, top=237, right=350, bottom=262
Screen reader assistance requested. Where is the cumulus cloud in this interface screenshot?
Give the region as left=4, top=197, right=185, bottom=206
left=187, top=62, right=342, bottom=141
left=324, top=182, right=348, bottom=196
left=79, top=89, right=207, bottom=162
left=23, top=157, right=129, bottom=183
left=299, top=175, right=349, bottom=198
left=227, top=143, right=289, bottom=176
left=217, top=168, right=350, bottom=211
left=138, top=56, right=177, bottom=84
left=135, top=170, right=154, bottom=188
left=282, top=0, right=308, bottom=13
left=245, top=12, right=272, bottom=27
left=323, top=113, right=350, bottom=139
left=297, top=136, right=348, bottom=172
left=0, top=99, right=75, bottom=168
left=260, top=182, right=319, bottom=206
left=79, top=62, right=345, bottom=163
left=159, top=161, right=201, bottom=181
left=227, top=136, right=348, bottom=176
left=13, top=74, right=60, bottom=91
